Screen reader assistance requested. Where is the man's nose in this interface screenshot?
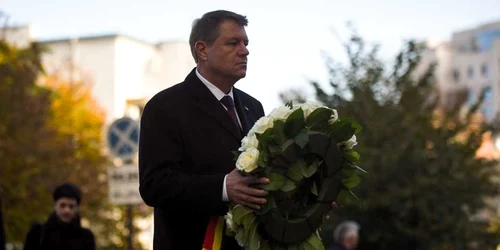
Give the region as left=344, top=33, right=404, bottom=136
left=238, top=43, right=249, bottom=56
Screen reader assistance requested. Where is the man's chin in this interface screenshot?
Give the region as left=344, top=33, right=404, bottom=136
left=235, top=70, right=247, bottom=79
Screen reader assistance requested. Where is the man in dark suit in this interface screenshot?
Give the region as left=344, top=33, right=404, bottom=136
left=139, top=10, right=269, bottom=250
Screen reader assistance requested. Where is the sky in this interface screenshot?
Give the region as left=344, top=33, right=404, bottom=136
left=3, top=0, right=500, bottom=113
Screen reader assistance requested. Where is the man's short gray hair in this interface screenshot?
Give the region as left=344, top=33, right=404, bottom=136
left=333, top=221, right=360, bottom=243
left=189, top=10, right=248, bottom=63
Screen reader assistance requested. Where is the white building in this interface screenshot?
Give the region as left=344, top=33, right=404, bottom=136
left=2, top=25, right=195, bottom=123
left=417, top=21, right=500, bottom=122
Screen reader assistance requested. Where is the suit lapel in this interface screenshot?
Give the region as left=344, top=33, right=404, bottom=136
left=184, top=69, right=242, bottom=142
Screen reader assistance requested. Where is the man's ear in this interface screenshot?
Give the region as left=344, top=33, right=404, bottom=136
left=195, top=41, right=208, bottom=61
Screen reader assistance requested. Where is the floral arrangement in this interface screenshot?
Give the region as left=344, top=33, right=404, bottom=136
left=226, top=101, right=365, bottom=250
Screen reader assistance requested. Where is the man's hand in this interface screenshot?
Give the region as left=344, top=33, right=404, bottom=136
left=226, top=168, right=269, bottom=209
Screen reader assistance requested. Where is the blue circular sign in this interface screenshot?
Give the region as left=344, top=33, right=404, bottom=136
left=107, top=117, right=140, bottom=160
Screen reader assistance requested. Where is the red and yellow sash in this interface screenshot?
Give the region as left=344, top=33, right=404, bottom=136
left=202, top=216, right=225, bottom=250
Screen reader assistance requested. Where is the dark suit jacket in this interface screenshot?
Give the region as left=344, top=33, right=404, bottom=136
left=139, top=68, right=265, bottom=250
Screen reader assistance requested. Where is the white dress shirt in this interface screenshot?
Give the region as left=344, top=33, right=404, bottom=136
left=195, top=69, right=242, bottom=202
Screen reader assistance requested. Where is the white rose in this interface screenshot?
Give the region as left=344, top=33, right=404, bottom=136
left=249, top=116, right=274, bottom=135
left=297, top=101, right=321, bottom=117
left=224, top=210, right=237, bottom=233
left=343, top=135, right=357, bottom=149
left=236, top=148, right=260, bottom=173
left=328, top=109, right=339, bottom=125
left=269, top=106, right=292, bottom=120
left=238, top=134, right=259, bottom=152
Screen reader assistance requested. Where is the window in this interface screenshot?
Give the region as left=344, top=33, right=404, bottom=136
left=482, top=86, right=495, bottom=121
left=453, top=69, right=460, bottom=82
left=481, top=63, right=488, bottom=77
left=468, top=66, right=474, bottom=79
left=467, top=89, right=476, bottom=105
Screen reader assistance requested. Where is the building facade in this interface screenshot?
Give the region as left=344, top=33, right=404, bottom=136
left=417, top=21, right=500, bottom=122
left=2, top=26, right=195, bottom=123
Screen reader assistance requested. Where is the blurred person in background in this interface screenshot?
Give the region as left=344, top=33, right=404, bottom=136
left=22, top=183, right=95, bottom=250
left=329, top=221, right=361, bottom=250
left=0, top=196, right=6, bottom=250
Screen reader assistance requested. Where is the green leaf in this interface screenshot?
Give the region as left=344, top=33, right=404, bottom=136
left=243, top=213, right=256, bottom=229
left=343, top=174, right=361, bottom=189
left=294, top=129, right=309, bottom=149
left=328, top=119, right=358, bottom=142
left=311, top=182, right=318, bottom=196
left=258, top=149, right=269, bottom=168
left=344, top=149, right=361, bottom=163
left=249, top=223, right=260, bottom=250
left=307, top=131, right=330, bottom=156
left=257, top=196, right=276, bottom=215
left=232, top=205, right=254, bottom=225
left=337, top=188, right=358, bottom=206
left=256, top=128, right=274, bottom=150
left=353, top=164, right=368, bottom=174
left=281, top=179, right=297, bottom=192
left=284, top=108, right=305, bottom=138
left=287, top=165, right=303, bottom=181
left=303, top=161, right=318, bottom=178
left=262, top=173, right=286, bottom=191
left=306, top=107, right=333, bottom=130
left=268, top=144, right=281, bottom=155
left=273, top=120, right=286, bottom=144
left=299, top=240, right=315, bottom=250
left=306, top=234, right=324, bottom=250
left=281, top=139, right=298, bottom=162
left=232, top=150, right=241, bottom=161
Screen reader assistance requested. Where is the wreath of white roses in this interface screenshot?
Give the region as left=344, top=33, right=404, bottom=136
left=226, top=102, right=364, bottom=250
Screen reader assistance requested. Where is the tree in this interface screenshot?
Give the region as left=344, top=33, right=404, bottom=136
left=0, top=38, right=59, bottom=242
left=0, top=37, right=147, bottom=249
left=281, top=32, right=500, bottom=249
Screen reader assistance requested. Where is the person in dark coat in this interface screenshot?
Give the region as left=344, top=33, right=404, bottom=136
left=0, top=196, right=6, bottom=250
left=22, top=183, right=95, bottom=250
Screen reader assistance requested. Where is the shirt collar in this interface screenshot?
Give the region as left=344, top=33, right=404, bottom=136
left=196, top=68, right=234, bottom=101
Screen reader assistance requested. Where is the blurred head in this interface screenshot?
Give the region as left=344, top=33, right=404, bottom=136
left=189, top=10, right=249, bottom=83
left=333, top=221, right=360, bottom=250
left=53, top=183, right=81, bottom=223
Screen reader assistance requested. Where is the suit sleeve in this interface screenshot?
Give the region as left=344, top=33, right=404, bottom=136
left=138, top=98, right=226, bottom=214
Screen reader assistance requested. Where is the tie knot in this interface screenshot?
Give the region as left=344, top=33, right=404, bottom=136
left=220, top=95, right=235, bottom=109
